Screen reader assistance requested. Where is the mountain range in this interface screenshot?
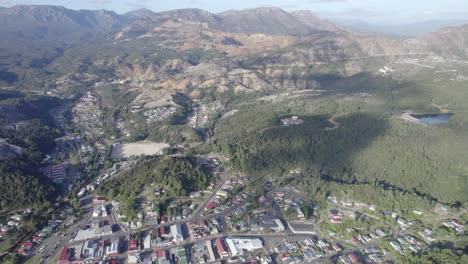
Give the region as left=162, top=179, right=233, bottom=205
left=0, top=5, right=467, bottom=94
left=333, top=18, right=468, bottom=37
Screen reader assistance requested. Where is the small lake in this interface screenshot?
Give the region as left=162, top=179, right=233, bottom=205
left=412, top=113, right=454, bottom=124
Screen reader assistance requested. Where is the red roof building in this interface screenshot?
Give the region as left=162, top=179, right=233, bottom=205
left=157, top=250, right=170, bottom=260
left=129, top=239, right=138, bottom=252
left=161, top=214, right=167, bottom=223
left=18, top=249, right=28, bottom=256
left=58, top=246, right=72, bottom=264
left=451, top=219, right=464, bottom=228
left=333, top=244, right=342, bottom=251
left=258, top=196, right=268, bottom=203
left=280, top=252, right=291, bottom=261
left=216, top=238, right=229, bottom=257
left=330, top=216, right=342, bottom=224
left=33, top=236, right=43, bottom=242
left=205, top=202, right=218, bottom=210
left=275, top=191, right=286, bottom=197
left=348, top=253, right=359, bottom=263
left=48, top=164, right=66, bottom=181
left=21, top=241, right=33, bottom=250
left=154, top=228, right=161, bottom=238
left=93, top=196, right=106, bottom=204
left=160, top=226, right=168, bottom=237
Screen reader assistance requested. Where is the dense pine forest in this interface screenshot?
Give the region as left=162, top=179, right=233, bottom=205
left=206, top=72, right=468, bottom=209
left=0, top=91, right=61, bottom=212
left=98, top=157, right=211, bottom=219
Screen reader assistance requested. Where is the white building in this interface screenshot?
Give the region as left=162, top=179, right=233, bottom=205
left=7, top=221, right=19, bottom=227
left=390, top=240, right=403, bottom=254
left=10, top=214, right=23, bottom=221
left=143, top=234, right=151, bottom=249
left=106, top=240, right=119, bottom=256
left=102, top=205, right=108, bottom=217
left=225, top=237, right=263, bottom=256
left=77, top=188, right=86, bottom=197
left=92, top=206, right=102, bottom=217
left=296, top=207, right=305, bottom=219
left=272, top=219, right=285, bottom=232
left=397, top=218, right=407, bottom=226
left=170, top=224, right=184, bottom=243
left=206, top=240, right=215, bottom=262
left=128, top=254, right=139, bottom=264
left=95, top=225, right=113, bottom=236
left=79, top=240, right=104, bottom=260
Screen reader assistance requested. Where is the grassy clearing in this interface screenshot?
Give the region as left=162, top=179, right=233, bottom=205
left=24, top=255, right=44, bottom=264
left=0, top=239, right=13, bottom=252
left=49, top=249, right=62, bottom=264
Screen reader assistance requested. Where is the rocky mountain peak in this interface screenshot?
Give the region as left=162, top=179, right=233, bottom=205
left=291, top=10, right=343, bottom=32
left=409, top=24, right=468, bottom=58
left=220, top=6, right=288, bottom=15
left=153, top=8, right=221, bottom=24
left=0, top=5, right=125, bottom=28
left=123, top=8, right=156, bottom=21
left=215, top=7, right=313, bottom=35
left=0, top=5, right=75, bottom=23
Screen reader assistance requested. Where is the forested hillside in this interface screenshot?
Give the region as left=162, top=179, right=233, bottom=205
left=207, top=72, right=468, bottom=209
left=98, top=157, right=211, bottom=219
left=0, top=157, right=57, bottom=211
left=0, top=91, right=61, bottom=212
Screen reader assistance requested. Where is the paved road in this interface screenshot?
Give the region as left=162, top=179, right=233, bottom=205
left=267, top=192, right=294, bottom=236
left=43, top=210, right=95, bottom=263
left=192, top=156, right=228, bottom=218
left=196, top=106, right=204, bottom=128
left=191, top=182, right=225, bottom=218
left=25, top=196, right=99, bottom=264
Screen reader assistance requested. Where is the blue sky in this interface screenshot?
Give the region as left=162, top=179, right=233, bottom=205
left=1, top=0, right=468, bottom=24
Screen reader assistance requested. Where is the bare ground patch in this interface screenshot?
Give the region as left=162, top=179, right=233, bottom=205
left=111, top=142, right=170, bottom=159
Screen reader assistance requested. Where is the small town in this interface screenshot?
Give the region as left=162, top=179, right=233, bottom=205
left=4, top=177, right=466, bottom=264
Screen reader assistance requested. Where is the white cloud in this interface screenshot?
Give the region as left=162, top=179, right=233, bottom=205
left=0, top=0, right=20, bottom=5
left=89, top=0, right=112, bottom=5
left=308, top=0, right=347, bottom=2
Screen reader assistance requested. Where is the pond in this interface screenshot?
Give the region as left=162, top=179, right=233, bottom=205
left=411, top=113, right=454, bottom=124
